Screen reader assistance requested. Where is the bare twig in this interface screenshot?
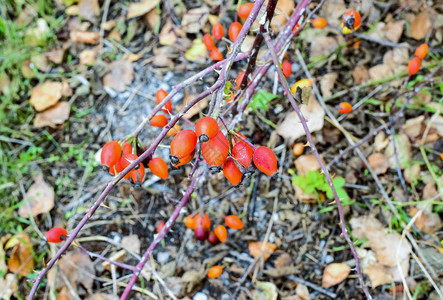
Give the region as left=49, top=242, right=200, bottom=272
left=263, top=32, right=372, bottom=299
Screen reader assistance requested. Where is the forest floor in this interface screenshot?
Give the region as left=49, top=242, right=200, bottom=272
left=1, top=0, right=442, bottom=299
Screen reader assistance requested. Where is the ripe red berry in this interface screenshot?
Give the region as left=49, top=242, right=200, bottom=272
left=214, top=225, right=227, bottom=243
left=337, top=102, right=353, bottom=114
left=156, top=220, right=165, bottom=234
left=237, top=3, right=254, bottom=18
left=156, top=89, right=172, bottom=114
left=212, top=23, right=224, bottom=40
left=203, top=33, right=215, bottom=50
left=282, top=60, right=292, bottom=78
left=312, top=17, right=327, bottom=29
left=194, top=225, right=209, bottom=241
left=252, top=146, right=277, bottom=176
left=172, top=149, right=195, bottom=167
left=236, top=71, right=245, bottom=90
left=225, top=215, right=244, bottom=230
left=201, top=130, right=229, bottom=167
left=170, top=129, right=197, bottom=164
left=223, top=158, right=243, bottom=185
left=408, top=56, right=421, bottom=75
left=195, top=116, right=219, bottom=142
left=120, top=153, right=145, bottom=184
left=193, top=212, right=211, bottom=230
left=208, top=265, right=223, bottom=278
left=101, top=141, right=122, bottom=170
left=148, top=157, right=168, bottom=179
left=209, top=48, right=223, bottom=61
left=45, top=227, right=68, bottom=243
left=150, top=115, right=168, bottom=127
left=109, top=160, right=123, bottom=175
left=122, top=142, right=132, bottom=155
left=341, top=10, right=361, bottom=33
left=229, top=22, right=242, bottom=42
left=208, top=232, right=220, bottom=245
left=415, top=43, right=428, bottom=60
left=232, top=141, right=254, bottom=169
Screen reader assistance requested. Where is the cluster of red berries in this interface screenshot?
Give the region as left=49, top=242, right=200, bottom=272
left=202, top=2, right=255, bottom=61
left=408, top=43, right=428, bottom=76
left=170, top=116, right=278, bottom=184
left=184, top=213, right=243, bottom=244
left=100, top=139, right=168, bottom=186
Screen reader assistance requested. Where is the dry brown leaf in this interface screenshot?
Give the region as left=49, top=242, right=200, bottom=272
left=253, top=281, right=278, bottom=300
left=144, top=9, right=159, bottom=29
left=0, top=273, right=18, bottom=300
left=350, top=215, right=411, bottom=279
left=402, top=115, right=424, bottom=137
left=310, top=36, right=339, bottom=58
left=181, top=95, right=208, bottom=119
left=320, top=73, right=337, bottom=99
left=274, top=253, right=293, bottom=269
left=101, top=250, right=126, bottom=271
left=100, top=20, right=116, bottom=31
left=277, top=97, right=325, bottom=142
left=103, top=60, right=134, bottom=92
left=321, top=263, right=350, bottom=288
left=249, top=241, right=277, bottom=262
left=86, top=294, right=119, bottom=300
left=271, top=0, right=294, bottom=32
left=127, top=0, right=159, bottom=19
left=404, top=164, right=420, bottom=184
left=382, top=20, right=405, bottom=43
left=48, top=249, right=95, bottom=295
left=31, top=54, right=50, bottom=72
left=121, top=234, right=141, bottom=254
left=374, top=131, right=390, bottom=152
left=427, top=115, right=443, bottom=137
left=34, top=101, right=71, bottom=128
left=383, top=47, right=409, bottom=71
left=410, top=206, right=442, bottom=234
left=0, top=235, right=10, bottom=275
left=123, top=53, right=143, bottom=62
left=159, top=19, right=177, bottom=46
left=294, top=154, right=321, bottom=177
left=368, top=153, right=389, bottom=175
left=78, top=0, right=99, bottom=22
left=352, top=65, right=369, bottom=85
left=365, top=262, right=393, bottom=288
left=409, top=10, right=431, bottom=40
left=30, top=81, right=63, bottom=111
left=296, top=284, right=310, bottom=300
left=7, top=233, right=34, bottom=276
left=18, top=173, right=54, bottom=217
left=70, top=31, right=100, bottom=44
left=79, top=49, right=97, bottom=65
left=181, top=6, right=209, bottom=33
left=320, top=0, right=346, bottom=26
left=46, top=48, right=65, bottom=64
left=369, top=64, right=393, bottom=81
left=0, top=73, right=10, bottom=95
left=385, top=133, right=411, bottom=169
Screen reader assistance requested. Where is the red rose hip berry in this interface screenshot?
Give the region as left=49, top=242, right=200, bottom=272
left=252, top=146, right=277, bottom=176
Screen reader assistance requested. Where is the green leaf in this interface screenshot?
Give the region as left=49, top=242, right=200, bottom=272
left=247, top=90, right=278, bottom=111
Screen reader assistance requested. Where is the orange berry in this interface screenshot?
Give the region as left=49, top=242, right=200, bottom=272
left=282, top=60, right=292, bottom=78
left=223, top=158, right=243, bottom=186
left=208, top=265, right=223, bottom=279
left=170, top=129, right=197, bottom=164
left=203, top=33, right=215, bottom=50
left=312, top=17, right=327, bottom=29
left=109, top=160, right=123, bottom=175
left=214, top=225, right=227, bottom=243
left=408, top=57, right=421, bottom=75
left=120, top=153, right=145, bottom=184
left=148, top=157, right=168, bottom=179
left=342, top=10, right=361, bottom=32
left=156, top=89, right=172, bottom=114
left=225, top=215, right=244, bottom=230
left=290, top=78, right=312, bottom=94
left=45, top=227, right=68, bottom=243
left=292, top=24, right=300, bottom=34
left=237, top=3, right=254, bottom=18
left=184, top=215, right=196, bottom=230
left=122, top=141, right=132, bottom=155
left=201, top=130, right=229, bottom=167
left=193, top=212, right=211, bottom=230
left=236, top=71, right=245, bottom=90
left=229, top=22, right=242, bottom=42
left=209, top=48, right=223, bottom=61
left=150, top=114, right=168, bottom=127
left=292, top=143, right=304, bottom=156
left=415, top=43, right=428, bottom=60
left=337, top=102, right=353, bottom=114
left=166, top=124, right=180, bottom=137
left=252, top=146, right=278, bottom=176
left=212, top=23, right=224, bottom=40
left=232, top=141, right=254, bottom=169
left=101, top=141, right=122, bottom=169
left=156, top=220, right=165, bottom=234
left=195, top=116, right=219, bottom=142
left=172, top=149, right=195, bottom=167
